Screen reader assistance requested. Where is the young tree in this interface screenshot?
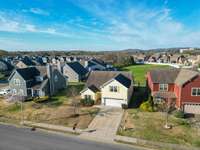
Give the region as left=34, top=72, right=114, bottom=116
left=159, top=98, right=175, bottom=129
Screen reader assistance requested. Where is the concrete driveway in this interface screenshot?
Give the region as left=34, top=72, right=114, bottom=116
left=80, top=106, right=123, bottom=142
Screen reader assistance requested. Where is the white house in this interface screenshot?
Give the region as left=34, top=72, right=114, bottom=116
left=80, top=71, right=134, bottom=107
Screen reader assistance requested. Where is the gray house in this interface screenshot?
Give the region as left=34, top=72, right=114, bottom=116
left=63, top=62, right=88, bottom=82
left=8, top=65, right=67, bottom=98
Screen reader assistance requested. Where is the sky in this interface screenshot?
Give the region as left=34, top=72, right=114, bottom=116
left=0, top=0, right=200, bottom=51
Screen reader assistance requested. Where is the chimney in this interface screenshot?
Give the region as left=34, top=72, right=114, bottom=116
left=47, top=64, right=54, bottom=96
left=85, top=60, right=88, bottom=68
left=57, top=60, right=62, bottom=73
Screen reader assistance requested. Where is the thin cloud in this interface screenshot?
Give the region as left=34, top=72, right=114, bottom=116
left=29, top=8, right=49, bottom=16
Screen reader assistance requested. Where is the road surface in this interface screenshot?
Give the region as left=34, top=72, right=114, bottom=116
left=0, top=124, right=144, bottom=150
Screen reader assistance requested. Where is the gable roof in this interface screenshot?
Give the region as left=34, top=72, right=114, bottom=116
left=149, top=68, right=179, bottom=84
left=16, top=67, right=40, bottom=80
left=175, top=69, right=199, bottom=86
left=67, top=62, right=88, bottom=76
left=114, top=74, right=132, bottom=88
left=86, top=71, right=133, bottom=90
left=149, top=68, right=199, bottom=86
left=20, top=57, right=36, bottom=66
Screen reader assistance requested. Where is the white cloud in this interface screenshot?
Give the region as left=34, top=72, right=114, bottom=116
left=29, top=8, right=49, bottom=16
left=69, top=0, right=200, bottom=49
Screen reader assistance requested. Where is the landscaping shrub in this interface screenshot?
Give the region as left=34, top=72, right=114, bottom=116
left=80, top=99, right=94, bottom=106
left=33, top=96, right=49, bottom=103
left=174, top=110, right=185, bottom=118
left=139, top=96, right=154, bottom=112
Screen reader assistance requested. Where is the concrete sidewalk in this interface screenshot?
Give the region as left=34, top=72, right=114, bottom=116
left=79, top=106, right=123, bottom=142
left=23, top=121, right=82, bottom=134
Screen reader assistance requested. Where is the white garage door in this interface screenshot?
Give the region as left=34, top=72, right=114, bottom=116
left=104, top=98, right=125, bottom=107
left=184, top=104, right=200, bottom=114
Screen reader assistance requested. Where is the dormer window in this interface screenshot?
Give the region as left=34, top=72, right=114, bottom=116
left=159, top=84, right=168, bottom=91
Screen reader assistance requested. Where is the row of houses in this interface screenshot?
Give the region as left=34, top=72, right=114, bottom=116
left=2, top=55, right=200, bottom=114
left=80, top=68, right=200, bottom=114
left=133, top=53, right=200, bottom=67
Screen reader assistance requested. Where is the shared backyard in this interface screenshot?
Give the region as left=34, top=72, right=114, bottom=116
left=122, top=64, right=170, bottom=86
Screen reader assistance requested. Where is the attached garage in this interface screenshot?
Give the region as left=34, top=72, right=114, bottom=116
left=184, top=104, right=200, bottom=114
left=103, top=98, right=126, bottom=107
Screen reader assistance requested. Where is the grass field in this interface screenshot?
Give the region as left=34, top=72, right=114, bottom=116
left=122, top=64, right=170, bottom=86
left=118, top=109, right=200, bottom=147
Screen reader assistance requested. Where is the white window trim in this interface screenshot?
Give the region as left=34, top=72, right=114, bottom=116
left=159, top=84, right=168, bottom=91
left=191, top=87, right=200, bottom=96
left=109, top=86, right=118, bottom=92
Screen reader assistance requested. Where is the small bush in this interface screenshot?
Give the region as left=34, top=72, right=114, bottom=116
left=80, top=99, right=94, bottom=106
left=7, top=102, right=21, bottom=112
left=33, top=96, right=49, bottom=103
left=174, top=110, right=185, bottom=118
left=140, top=100, right=154, bottom=112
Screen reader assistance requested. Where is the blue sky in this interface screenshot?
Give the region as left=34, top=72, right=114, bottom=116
left=0, top=0, right=200, bottom=51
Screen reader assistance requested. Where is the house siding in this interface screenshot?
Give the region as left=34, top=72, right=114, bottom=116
left=101, top=80, right=129, bottom=102
left=9, top=72, right=28, bottom=96
left=180, top=76, right=200, bottom=106
left=63, top=65, right=79, bottom=82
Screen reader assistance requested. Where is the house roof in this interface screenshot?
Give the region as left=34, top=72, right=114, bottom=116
left=149, top=68, right=179, bottom=84
left=175, top=69, right=199, bottom=86
left=67, top=62, right=88, bottom=76
left=86, top=71, right=133, bottom=90
left=88, top=85, right=99, bottom=92
left=149, top=68, right=199, bottom=86
left=16, top=67, right=40, bottom=80
left=20, top=57, right=36, bottom=66
left=114, top=74, right=132, bottom=88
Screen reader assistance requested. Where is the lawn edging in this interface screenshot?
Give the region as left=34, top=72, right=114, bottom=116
left=23, top=121, right=82, bottom=135
left=115, top=135, right=199, bottom=150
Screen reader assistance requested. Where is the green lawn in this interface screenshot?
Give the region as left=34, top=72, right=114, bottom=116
left=118, top=109, right=200, bottom=147
left=122, top=64, right=170, bottom=86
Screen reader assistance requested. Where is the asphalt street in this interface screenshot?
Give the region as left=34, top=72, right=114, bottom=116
left=0, top=124, right=144, bottom=150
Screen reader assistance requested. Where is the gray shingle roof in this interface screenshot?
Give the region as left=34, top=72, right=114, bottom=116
left=86, top=71, right=133, bottom=90
left=67, top=62, right=88, bottom=76
left=175, top=69, right=199, bottom=86
left=149, top=68, right=199, bottom=86
left=149, top=68, right=179, bottom=84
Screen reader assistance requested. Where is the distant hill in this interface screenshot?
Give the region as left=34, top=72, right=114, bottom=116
left=0, top=50, right=8, bottom=56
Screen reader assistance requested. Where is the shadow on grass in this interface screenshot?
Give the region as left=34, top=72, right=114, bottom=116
left=128, top=86, right=149, bottom=108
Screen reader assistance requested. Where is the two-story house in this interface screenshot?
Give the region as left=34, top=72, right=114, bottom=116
left=8, top=64, right=67, bottom=98
left=80, top=71, right=134, bottom=107
left=63, top=62, right=88, bottom=82
left=147, top=68, right=200, bottom=114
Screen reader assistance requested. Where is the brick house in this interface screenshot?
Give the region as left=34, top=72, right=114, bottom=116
left=146, top=68, right=200, bottom=114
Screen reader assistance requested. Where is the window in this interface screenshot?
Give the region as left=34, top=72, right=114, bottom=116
left=109, top=86, right=118, bottom=92
left=54, top=75, right=58, bottom=82
left=14, top=79, right=20, bottom=86
left=84, top=95, right=91, bottom=100
left=159, top=84, right=168, bottom=91
left=192, top=88, right=200, bottom=96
